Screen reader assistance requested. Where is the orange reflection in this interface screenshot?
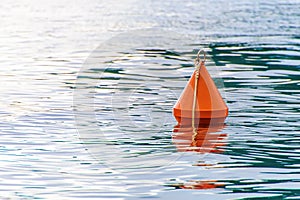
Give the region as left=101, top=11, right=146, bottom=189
left=179, top=180, right=225, bottom=190
left=171, top=120, right=227, bottom=190
left=172, top=123, right=227, bottom=154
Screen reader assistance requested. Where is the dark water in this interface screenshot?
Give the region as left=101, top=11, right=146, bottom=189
left=0, top=0, right=299, bottom=199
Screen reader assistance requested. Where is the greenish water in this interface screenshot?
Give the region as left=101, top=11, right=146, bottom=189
left=0, top=0, right=299, bottom=199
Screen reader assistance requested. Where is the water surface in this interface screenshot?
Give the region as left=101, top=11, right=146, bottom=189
left=0, top=0, right=299, bottom=199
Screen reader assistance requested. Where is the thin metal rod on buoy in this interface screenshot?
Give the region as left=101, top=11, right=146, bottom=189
left=192, top=49, right=206, bottom=138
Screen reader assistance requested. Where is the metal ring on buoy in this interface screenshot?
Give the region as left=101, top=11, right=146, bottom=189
left=195, top=49, right=206, bottom=67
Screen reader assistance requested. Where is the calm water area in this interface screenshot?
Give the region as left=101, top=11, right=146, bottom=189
left=0, top=0, right=299, bottom=199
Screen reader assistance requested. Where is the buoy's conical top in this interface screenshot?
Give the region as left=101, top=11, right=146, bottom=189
left=173, top=63, right=228, bottom=126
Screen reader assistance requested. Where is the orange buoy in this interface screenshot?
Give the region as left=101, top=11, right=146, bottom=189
left=173, top=49, right=228, bottom=127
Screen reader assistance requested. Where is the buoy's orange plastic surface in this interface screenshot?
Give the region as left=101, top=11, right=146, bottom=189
left=173, top=59, right=228, bottom=126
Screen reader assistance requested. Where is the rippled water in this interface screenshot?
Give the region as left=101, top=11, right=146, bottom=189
left=0, top=0, right=299, bottom=199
